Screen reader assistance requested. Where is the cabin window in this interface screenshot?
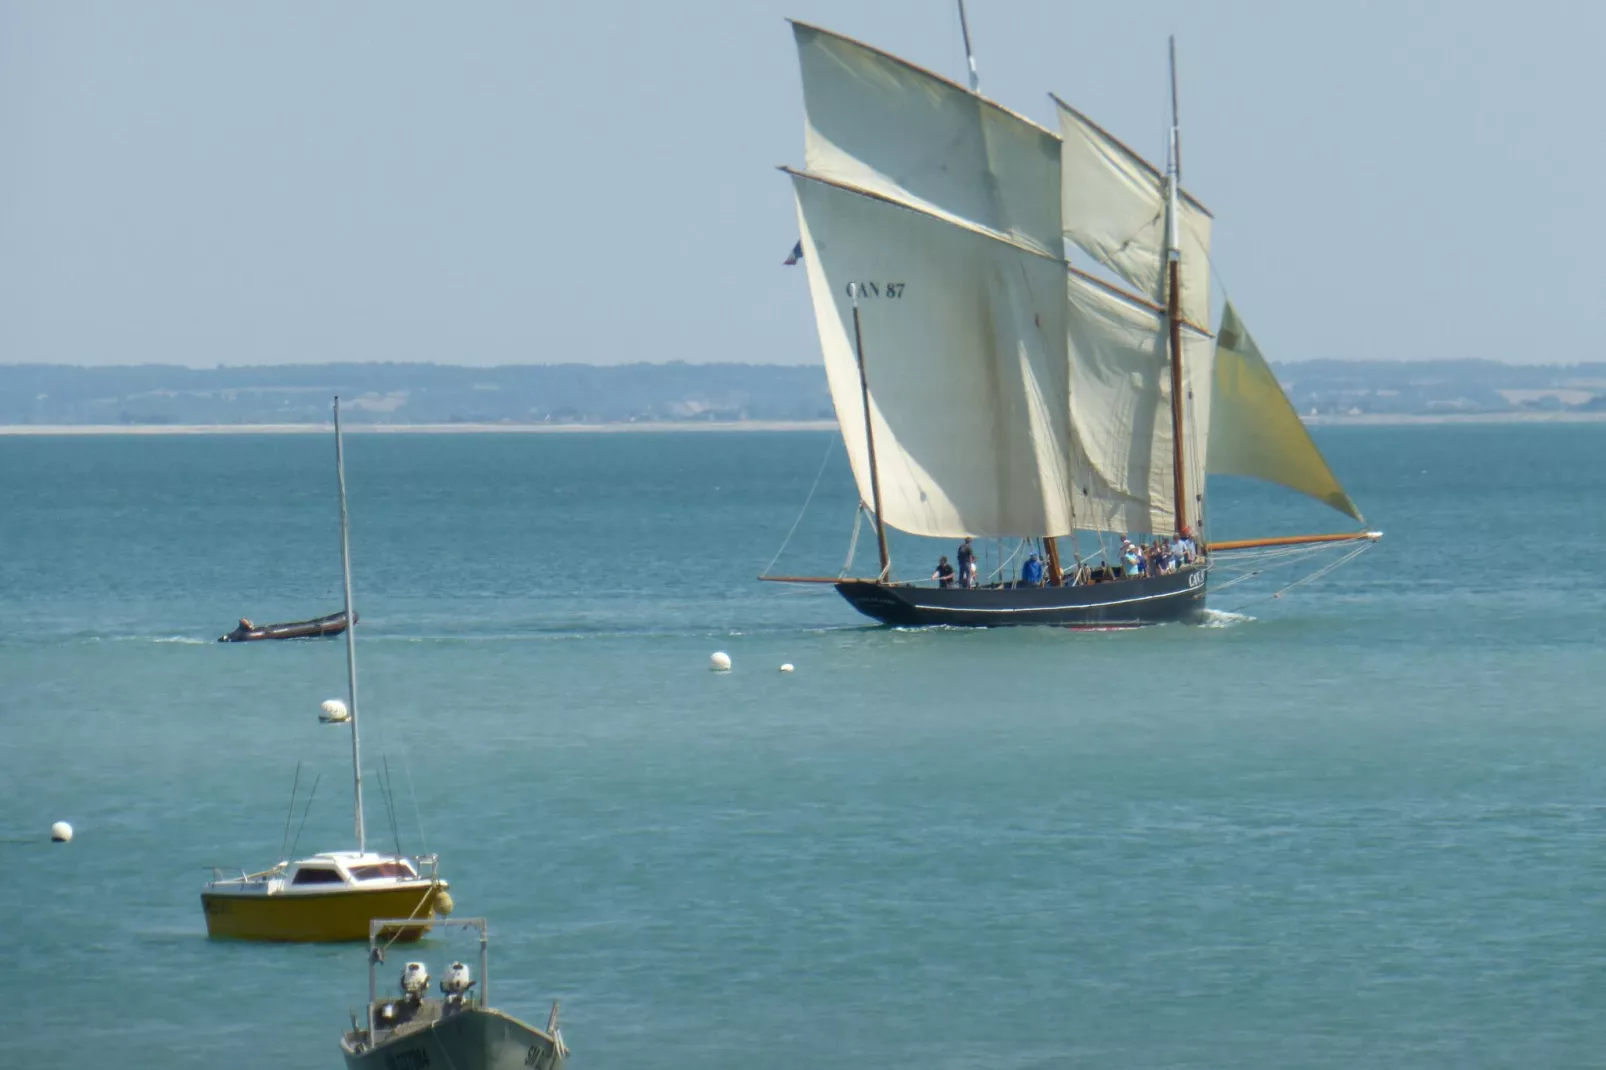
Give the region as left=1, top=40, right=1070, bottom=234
left=350, top=861, right=417, bottom=881
left=290, top=866, right=345, bottom=885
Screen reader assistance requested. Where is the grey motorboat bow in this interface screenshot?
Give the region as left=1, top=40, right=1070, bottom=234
left=341, top=917, right=567, bottom=1070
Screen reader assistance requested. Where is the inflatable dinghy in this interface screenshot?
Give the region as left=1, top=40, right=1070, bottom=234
left=218, top=610, right=355, bottom=643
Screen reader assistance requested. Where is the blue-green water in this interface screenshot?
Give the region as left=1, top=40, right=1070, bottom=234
left=2, top=426, right=1602, bottom=1069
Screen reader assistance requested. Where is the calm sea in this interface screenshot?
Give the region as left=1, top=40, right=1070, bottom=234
left=1, top=425, right=1602, bottom=1069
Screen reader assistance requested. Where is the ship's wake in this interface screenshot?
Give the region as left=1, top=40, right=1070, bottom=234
left=1199, top=608, right=1255, bottom=628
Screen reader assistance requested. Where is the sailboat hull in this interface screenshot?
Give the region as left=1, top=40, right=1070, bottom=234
left=201, top=882, right=445, bottom=942
left=835, top=568, right=1208, bottom=627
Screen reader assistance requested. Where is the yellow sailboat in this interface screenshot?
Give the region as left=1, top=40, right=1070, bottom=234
left=202, top=398, right=451, bottom=942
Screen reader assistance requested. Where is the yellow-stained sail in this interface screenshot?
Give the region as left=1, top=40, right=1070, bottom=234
left=1208, top=303, right=1363, bottom=522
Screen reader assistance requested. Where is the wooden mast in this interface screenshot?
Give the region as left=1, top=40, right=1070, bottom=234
left=851, top=285, right=892, bottom=579
left=1163, top=36, right=1190, bottom=540
left=1043, top=537, right=1064, bottom=586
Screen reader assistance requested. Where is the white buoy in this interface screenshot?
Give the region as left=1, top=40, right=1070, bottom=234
left=50, top=821, right=72, bottom=844
left=319, top=698, right=350, bottom=723
left=779, top=663, right=795, bottom=673
left=709, top=651, right=732, bottom=672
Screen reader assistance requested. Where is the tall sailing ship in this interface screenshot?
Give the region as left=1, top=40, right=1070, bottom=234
left=763, top=14, right=1379, bottom=627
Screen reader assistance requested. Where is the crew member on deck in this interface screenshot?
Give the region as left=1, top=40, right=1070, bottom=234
left=933, top=556, right=956, bottom=588
left=957, top=538, right=976, bottom=588
left=1020, top=553, right=1044, bottom=587
left=1176, top=528, right=1197, bottom=563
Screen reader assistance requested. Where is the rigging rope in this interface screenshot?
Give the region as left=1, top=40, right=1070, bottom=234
left=1210, top=540, right=1376, bottom=612
left=399, top=746, right=428, bottom=855
left=841, top=503, right=864, bottom=577
left=987, top=538, right=1029, bottom=583
left=761, top=434, right=837, bottom=578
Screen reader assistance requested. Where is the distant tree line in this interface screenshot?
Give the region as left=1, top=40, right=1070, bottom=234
left=1, top=358, right=1603, bottom=425
left=0, top=362, right=835, bottom=425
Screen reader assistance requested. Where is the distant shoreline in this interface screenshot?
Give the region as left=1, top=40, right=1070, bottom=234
left=2, top=412, right=1606, bottom=436
left=0, top=420, right=841, bottom=436
left=1301, top=411, right=1606, bottom=426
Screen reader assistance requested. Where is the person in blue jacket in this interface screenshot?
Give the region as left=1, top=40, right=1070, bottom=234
left=1020, top=553, right=1045, bottom=587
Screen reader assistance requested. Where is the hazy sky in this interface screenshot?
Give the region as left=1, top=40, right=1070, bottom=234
left=0, top=1, right=1596, bottom=367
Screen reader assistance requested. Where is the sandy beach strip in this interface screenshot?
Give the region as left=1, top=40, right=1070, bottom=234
left=1300, top=410, right=1606, bottom=426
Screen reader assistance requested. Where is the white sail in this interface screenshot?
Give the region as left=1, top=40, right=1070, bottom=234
left=1208, top=303, right=1363, bottom=521
left=1064, top=272, right=1213, bottom=536
left=1055, top=99, right=1213, bottom=328
left=793, top=21, right=1062, bottom=257
left=792, top=172, right=1076, bottom=539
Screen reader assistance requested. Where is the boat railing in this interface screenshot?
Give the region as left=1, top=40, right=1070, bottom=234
left=206, top=863, right=282, bottom=884
left=899, top=557, right=1207, bottom=589
left=365, top=916, right=490, bottom=1041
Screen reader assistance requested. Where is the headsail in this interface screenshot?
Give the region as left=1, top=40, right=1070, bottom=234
left=1208, top=303, right=1364, bottom=521
left=1054, top=98, right=1213, bottom=328
left=791, top=172, right=1074, bottom=539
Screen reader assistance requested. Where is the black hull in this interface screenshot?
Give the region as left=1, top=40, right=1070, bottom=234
left=218, top=610, right=356, bottom=643
left=835, top=569, right=1207, bottom=627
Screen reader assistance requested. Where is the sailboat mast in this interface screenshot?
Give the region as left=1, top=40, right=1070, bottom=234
left=333, top=397, right=366, bottom=854
left=1043, top=537, right=1064, bottom=586
left=1163, top=36, right=1189, bottom=536
left=850, top=286, right=891, bottom=578
left=955, top=0, right=980, bottom=91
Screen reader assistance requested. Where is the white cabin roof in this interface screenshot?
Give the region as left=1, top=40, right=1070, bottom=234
left=302, top=850, right=413, bottom=865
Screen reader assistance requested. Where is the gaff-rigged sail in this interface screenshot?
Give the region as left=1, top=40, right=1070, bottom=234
left=1065, top=273, right=1213, bottom=536
left=1208, top=303, right=1364, bottom=521
left=793, top=21, right=1062, bottom=258
left=791, top=172, right=1074, bottom=539
left=1055, top=98, right=1213, bottom=330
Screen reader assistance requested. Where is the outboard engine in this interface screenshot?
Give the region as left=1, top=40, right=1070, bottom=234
left=399, top=961, right=429, bottom=1003
left=440, top=961, right=475, bottom=1010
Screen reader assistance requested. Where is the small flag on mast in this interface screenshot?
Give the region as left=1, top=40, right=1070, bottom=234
left=782, top=240, right=803, bottom=266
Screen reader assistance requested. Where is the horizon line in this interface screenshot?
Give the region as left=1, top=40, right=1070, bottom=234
left=2, top=356, right=1603, bottom=371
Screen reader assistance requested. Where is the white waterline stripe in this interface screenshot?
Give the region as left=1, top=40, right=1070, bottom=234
left=905, top=585, right=1197, bottom=613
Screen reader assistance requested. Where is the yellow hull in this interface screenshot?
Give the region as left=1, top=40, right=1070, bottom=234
left=202, top=882, right=445, bottom=942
